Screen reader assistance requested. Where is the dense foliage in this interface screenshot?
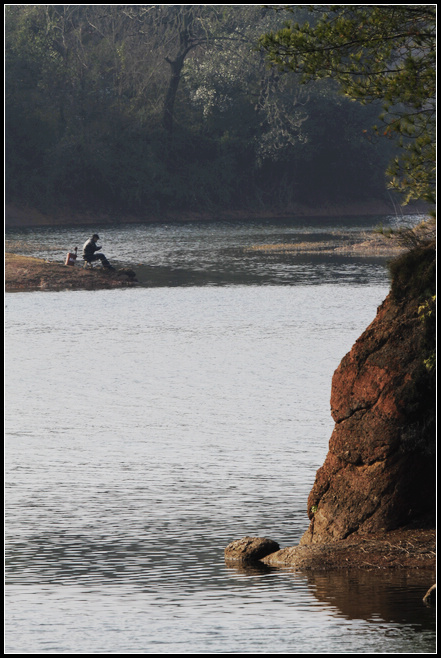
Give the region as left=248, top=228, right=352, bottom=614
left=6, top=5, right=399, bottom=217
left=260, top=5, right=436, bottom=206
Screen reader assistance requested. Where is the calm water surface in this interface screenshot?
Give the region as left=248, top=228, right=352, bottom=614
left=5, top=218, right=435, bottom=653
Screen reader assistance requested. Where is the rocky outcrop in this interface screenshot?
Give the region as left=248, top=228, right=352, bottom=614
left=225, top=244, right=436, bottom=572
left=261, top=529, right=436, bottom=569
left=225, top=529, right=436, bottom=571
left=300, top=243, right=436, bottom=545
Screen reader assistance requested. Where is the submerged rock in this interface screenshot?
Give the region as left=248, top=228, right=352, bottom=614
left=224, top=536, right=280, bottom=563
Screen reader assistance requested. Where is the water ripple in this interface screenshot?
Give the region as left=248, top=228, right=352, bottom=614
left=5, top=235, right=435, bottom=653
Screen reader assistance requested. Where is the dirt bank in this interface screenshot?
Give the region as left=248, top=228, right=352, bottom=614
left=5, top=253, right=138, bottom=292
left=262, top=528, right=436, bottom=571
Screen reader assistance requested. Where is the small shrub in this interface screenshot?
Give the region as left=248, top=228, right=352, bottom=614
left=389, top=242, right=436, bottom=302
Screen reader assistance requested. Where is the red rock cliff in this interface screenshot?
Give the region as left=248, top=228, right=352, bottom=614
left=300, top=244, right=436, bottom=545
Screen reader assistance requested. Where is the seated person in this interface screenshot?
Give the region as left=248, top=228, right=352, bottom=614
left=82, top=234, right=114, bottom=269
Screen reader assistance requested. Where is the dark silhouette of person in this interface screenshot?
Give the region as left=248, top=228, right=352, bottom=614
left=82, top=234, right=114, bottom=270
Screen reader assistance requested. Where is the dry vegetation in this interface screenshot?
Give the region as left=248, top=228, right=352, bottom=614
left=244, top=231, right=407, bottom=256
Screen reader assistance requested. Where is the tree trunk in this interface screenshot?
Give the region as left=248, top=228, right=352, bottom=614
left=162, top=53, right=186, bottom=136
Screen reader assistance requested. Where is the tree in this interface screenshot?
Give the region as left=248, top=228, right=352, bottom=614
left=259, top=5, right=436, bottom=205
left=119, top=5, right=248, bottom=139
left=5, top=4, right=403, bottom=215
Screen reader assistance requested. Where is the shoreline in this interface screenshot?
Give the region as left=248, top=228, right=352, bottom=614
left=5, top=228, right=411, bottom=293
left=244, top=231, right=407, bottom=257
left=5, top=233, right=401, bottom=293
left=225, top=528, right=436, bottom=572
left=4, top=200, right=429, bottom=229
left=5, top=253, right=139, bottom=292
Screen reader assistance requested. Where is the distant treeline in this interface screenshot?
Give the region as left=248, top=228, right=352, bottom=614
left=6, top=5, right=398, bottom=216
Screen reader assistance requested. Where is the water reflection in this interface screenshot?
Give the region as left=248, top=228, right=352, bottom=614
left=308, top=570, right=436, bottom=624
left=225, top=561, right=436, bottom=627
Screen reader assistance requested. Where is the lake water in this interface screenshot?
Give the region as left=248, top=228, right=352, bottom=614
left=5, top=217, right=436, bottom=654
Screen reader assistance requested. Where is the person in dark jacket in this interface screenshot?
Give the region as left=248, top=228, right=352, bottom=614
left=82, top=234, right=114, bottom=269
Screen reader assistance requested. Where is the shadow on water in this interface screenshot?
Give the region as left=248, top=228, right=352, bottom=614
left=132, top=253, right=391, bottom=288
left=134, top=264, right=261, bottom=287
left=305, top=569, right=436, bottom=625
left=225, top=561, right=436, bottom=626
